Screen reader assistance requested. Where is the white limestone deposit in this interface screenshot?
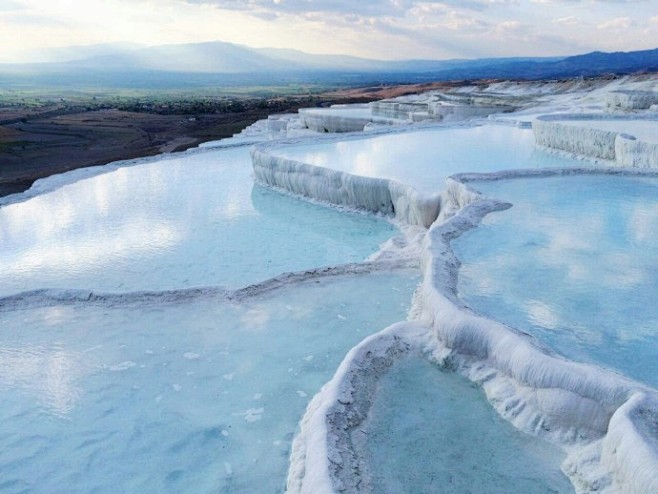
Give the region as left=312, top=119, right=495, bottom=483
left=251, top=135, right=442, bottom=227
left=4, top=74, right=658, bottom=494
left=429, top=101, right=514, bottom=120
left=299, top=106, right=386, bottom=133
left=605, top=90, right=658, bottom=111
left=370, top=100, right=429, bottom=120
left=247, top=76, right=658, bottom=494
left=533, top=117, right=619, bottom=160
left=200, top=74, right=658, bottom=147
left=533, top=115, right=658, bottom=167
left=250, top=122, right=584, bottom=227
left=286, top=322, right=432, bottom=494
left=616, top=133, right=658, bottom=168
left=286, top=169, right=658, bottom=494
left=296, top=98, right=513, bottom=135
left=296, top=101, right=507, bottom=133
left=261, top=79, right=658, bottom=493
left=243, top=77, right=658, bottom=494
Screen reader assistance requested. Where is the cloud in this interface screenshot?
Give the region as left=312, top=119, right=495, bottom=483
left=597, top=16, right=633, bottom=29
left=496, top=19, right=522, bottom=30
left=404, top=4, right=489, bottom=33
left=1, top=12, right=71, bottom=27
left=0, top=0, right=24, bottom=10
left=441, top=10, right=490, bottom=31
left=2, top=0, right=658, bottom=62
left=553, top=16, right=581, bottom=26
left=182, top=0, right=410, bottom=17
left=488, top=19, right=527, bottom=40
left=181, top=0, right=524, bottom=18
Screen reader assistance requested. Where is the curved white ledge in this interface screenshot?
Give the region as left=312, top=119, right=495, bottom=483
left=601, top=392, right=658, bottom=493
left=250, top=123, right=492, bottom=228
left=298, top=107, right=381, bottom=133
left=287, top=168, right=658, bottom=494
left=615, top=133, right=658, bottom=168
left=286, top=322, right=431, bottom=494
left=0, top=259, right=418, bottom=312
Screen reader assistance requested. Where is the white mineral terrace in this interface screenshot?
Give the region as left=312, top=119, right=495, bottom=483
left=605, top=90, right=658, bottom=111
left=298, top=98, right=515, bottom=134
left=251, top=123, right=583, bottom=227
left=248, top=89, right=658, bottom=492
left=558, top=119, right=658, bottom=143
left=2, top=77, right=658, bottom=494
left=298, top=106, right=382, bottom=133
left=533, top=115, right=658, bottom=168
left=281, top=169, right=658, bottom=494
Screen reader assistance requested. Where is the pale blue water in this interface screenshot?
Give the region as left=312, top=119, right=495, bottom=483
left=361, top=357, right=572, bottom=493
left=0, top=128, right=629, bottom=494
left=0, top=147, right=397, bottom=296
left=272, top=125, right=582, bottom=194
left=454, top=175, right=658, bottom=388
left=0, top=272, right=419, bottom=494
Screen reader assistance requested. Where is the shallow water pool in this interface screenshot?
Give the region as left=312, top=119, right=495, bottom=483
left=270, top=125, right=582, bottom=194
left=454, top=175, right=658, bottom=388
left=0, top=147, right=397, bottom=296
left=0, top=271, right=419, bottom=494
left=358, top=356, right=572, bottom=493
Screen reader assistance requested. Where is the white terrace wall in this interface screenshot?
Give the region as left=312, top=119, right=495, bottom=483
left=533, top=118, right=617, bottom=160
left=251, top=147, right=441, bottom=227
left=605, top=90, right=658, bottom=111
left=533, top=115, right=658, bottom=168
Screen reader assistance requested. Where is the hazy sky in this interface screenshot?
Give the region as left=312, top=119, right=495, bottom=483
left=2, top=0, right=658, bottom=62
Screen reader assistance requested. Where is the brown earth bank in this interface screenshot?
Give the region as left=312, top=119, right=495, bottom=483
left=0, top=93, right=378, bottom=198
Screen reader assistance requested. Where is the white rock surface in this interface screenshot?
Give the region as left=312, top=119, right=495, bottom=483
left=616, top=133, right=658, bottom=167
left=533, top=117, right=618, bottom=160
left=299, top=107, right=374, bottom=133
left=533, top=115, right=658, bottom=167
left=605, top=90, right=658, bottom=111
left=7, top=73, right=658, bottom=494
left=251, top=144, right=441, bottom=227
left=286, top=173, right=658, bottom=493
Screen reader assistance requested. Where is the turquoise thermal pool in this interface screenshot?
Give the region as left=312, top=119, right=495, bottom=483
left=454, top=174, right=658, bottom=388
left=2, top=100, right=657, bottom=494
left=269, top=125, right=583, bottom=194
left=0, top=271, right=419, bottom=493
left=359, top=357, right=573, bottom=493
left=0, top=147, right=397, bottom=297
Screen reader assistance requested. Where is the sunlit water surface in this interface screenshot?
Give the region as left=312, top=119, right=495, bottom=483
left=454, top=175, right=658, bottom=388
left=0, top=272, right=419, bottom=494
left=271, top=125, right=583, bottom=194
left=0, top=147, right=397, bottom=296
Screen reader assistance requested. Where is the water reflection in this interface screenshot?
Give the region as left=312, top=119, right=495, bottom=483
left=0, top=147, right=395, bottom=296
left=0, top=345, right=88, bottom=415
left=273, top=126, right=582, bottom=194
left=455, top=175, right=658, bottom=387
left=0, top=272, right=419, bottom=493
left=361, top=357, right=572, bottom=493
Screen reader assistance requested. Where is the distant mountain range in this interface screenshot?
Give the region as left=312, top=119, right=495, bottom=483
left=3, top=41, right=658, bottom=88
